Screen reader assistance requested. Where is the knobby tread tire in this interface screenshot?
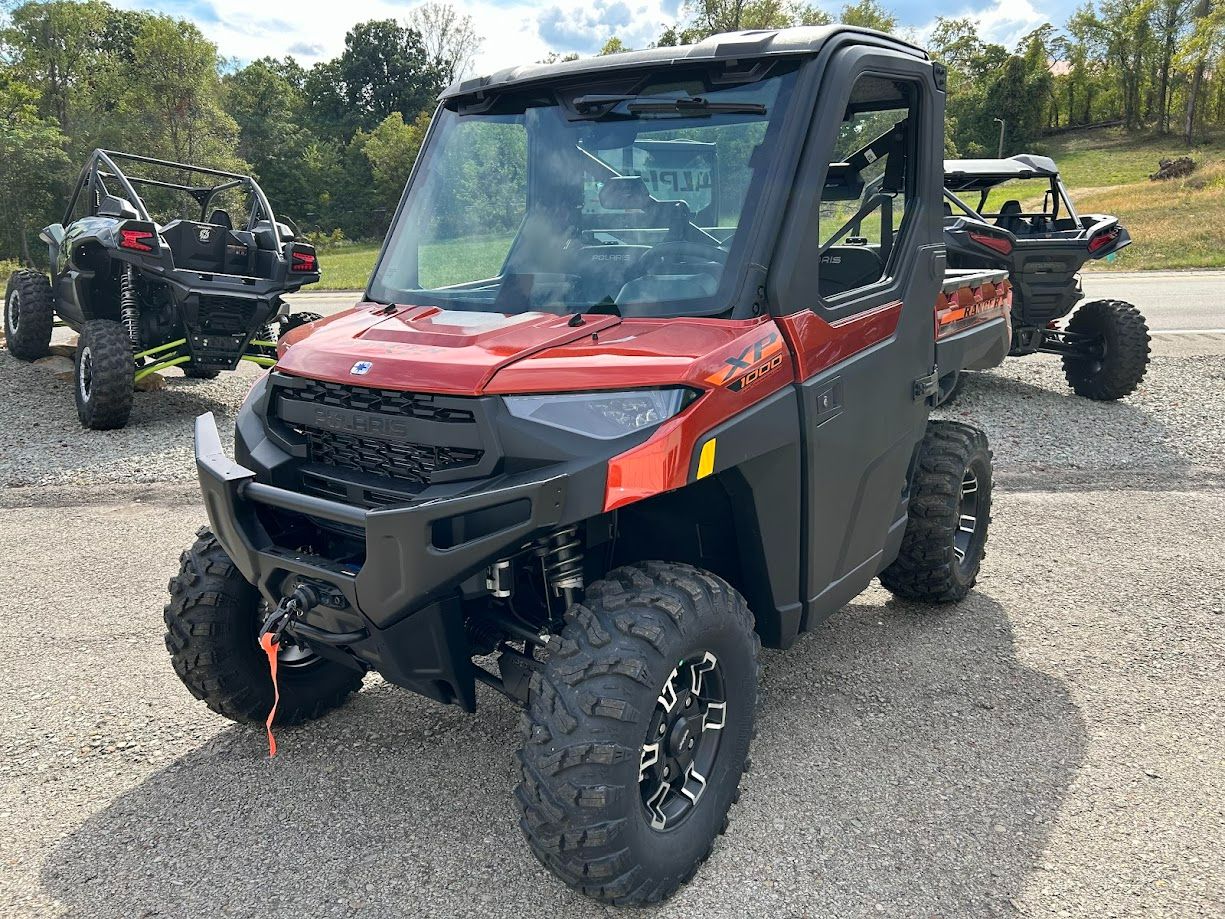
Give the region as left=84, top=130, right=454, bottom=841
left=516, top=561, right=759, bottom=906
left=880, top=420, right=992, bottom=604
left=1062, top=299, right=1150, bottom=400
left=164, top=527, right=362, bottom=725
left=74, top=319, right=133, bottom=430
left=4, top=270, right=54, bottom=360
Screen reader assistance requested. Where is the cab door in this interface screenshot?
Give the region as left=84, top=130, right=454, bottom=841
left=769, top=49, right=945, bottom=629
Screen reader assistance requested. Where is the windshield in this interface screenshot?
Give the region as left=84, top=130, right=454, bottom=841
left=368, top=62, right=799, bottom=317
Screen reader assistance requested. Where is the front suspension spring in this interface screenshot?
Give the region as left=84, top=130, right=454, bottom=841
left=534, top=526, right=584, bottom=596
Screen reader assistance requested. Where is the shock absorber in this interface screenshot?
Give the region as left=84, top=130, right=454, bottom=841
left=119, top=263, right=141, bottom=350
left=534, top=525, right=584, bottom=609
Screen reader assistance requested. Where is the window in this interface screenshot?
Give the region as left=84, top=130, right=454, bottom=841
left=817, top=75, right=918, bottom=300
left=367, top=62, right=798, bottom=317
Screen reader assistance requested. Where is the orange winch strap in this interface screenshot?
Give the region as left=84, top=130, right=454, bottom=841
left=259, top=633, right=281, bottom=757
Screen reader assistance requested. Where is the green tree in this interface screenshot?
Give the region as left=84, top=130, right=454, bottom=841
left=0, top=71, right=69, bottom=264
left=319, top=20, right=442, bottom=136
left=838, top=0, right=897, bottom=31
left=361, top=110, right=431, bottom=215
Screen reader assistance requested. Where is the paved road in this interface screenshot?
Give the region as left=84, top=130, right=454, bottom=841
left=288, top=269, right=1224, bottom=332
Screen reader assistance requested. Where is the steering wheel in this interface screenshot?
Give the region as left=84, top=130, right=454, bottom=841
left=635, top=240, right=728, bottom=277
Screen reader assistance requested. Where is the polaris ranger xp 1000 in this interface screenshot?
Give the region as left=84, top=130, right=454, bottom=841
left=167, top=27, right=1009, bottom=905
left=4, top=150, right=322, bottom=429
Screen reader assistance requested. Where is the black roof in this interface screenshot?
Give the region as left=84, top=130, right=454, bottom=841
left=441, top=26, right=926, bottom=101
left=944, top=154, right=1060, bottom=191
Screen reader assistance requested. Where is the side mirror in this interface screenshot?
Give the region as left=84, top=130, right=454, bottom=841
left=98, top=195, right=140, bottom=220
left=40, top=224, right=66, bottom=246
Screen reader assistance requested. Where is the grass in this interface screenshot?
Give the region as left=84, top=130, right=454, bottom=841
left=312, top=128, right=1225, bottom=289
left=1039, top=127, right=1225, bottom=271
left=316, top=235, right=514, bottom=291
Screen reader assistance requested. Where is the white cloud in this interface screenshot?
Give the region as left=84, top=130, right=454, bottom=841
left=914, top=0, right=1049, bottom=52
left=118, top=0, right=680, bottom=77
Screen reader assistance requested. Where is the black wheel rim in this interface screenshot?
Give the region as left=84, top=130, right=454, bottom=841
left=639, top=651, right=727, bottom=831
left=953, top=465, right=983, bottom=573
left=6, top=289, right=19, bottom=334
left=78, top=345, right=93, bottom=402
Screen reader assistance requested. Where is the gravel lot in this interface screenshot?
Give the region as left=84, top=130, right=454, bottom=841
left=0, top=309, right=1222, bottom=918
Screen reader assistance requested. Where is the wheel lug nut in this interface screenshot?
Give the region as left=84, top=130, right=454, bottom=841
left=658, top=723, right=666, bottom=735
left=663, top=765, right=670, bottom=777
left=688, top=738, right=694, bottom=750
left=685, top=697, right=693, bottom=707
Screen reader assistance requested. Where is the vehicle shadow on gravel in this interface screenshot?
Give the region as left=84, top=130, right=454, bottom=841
left=40, top=590, right=1085, bottom=919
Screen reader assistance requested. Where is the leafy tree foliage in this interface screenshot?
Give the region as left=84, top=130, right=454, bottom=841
left=1, top=0, right=1223, bottom=264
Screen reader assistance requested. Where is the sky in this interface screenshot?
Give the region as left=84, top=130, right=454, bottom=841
left=114, top=0, right=1061, bottom=76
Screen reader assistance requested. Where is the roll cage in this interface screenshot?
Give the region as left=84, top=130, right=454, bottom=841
left=64, top=150, right=284, bottom=234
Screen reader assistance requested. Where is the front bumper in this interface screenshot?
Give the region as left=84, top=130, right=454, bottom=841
left=194, top=411, right=571, bottom=709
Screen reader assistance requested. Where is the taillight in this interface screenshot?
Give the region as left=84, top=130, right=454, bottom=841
left=1088, top=227, right=1120, bottom=254
left=968, top=231, right=1013, bottom=255
left=120, top=228, right=154, bottom=252
left=290, top=246, right=317, bottom=272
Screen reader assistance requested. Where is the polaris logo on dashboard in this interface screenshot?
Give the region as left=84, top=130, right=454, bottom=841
left=350, top=361, right=373, bottom=375
left=311, top=407, right=409, bottom=439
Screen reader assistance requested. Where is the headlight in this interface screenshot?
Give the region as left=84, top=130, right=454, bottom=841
left=504, top=388, right=694, bottom=440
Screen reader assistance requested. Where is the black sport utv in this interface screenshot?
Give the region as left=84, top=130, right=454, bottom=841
left=942, top=154, right=1149, bottom=400
left=3, top=150, right=322, bottom=429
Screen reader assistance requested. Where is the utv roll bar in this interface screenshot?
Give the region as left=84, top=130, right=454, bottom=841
left=65, top=149, right=281, bottom=232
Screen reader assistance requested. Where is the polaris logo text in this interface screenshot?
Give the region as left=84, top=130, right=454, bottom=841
left=311, top=408, right=409, bottom=438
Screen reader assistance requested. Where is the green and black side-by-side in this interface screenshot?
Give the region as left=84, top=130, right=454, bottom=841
left=3, top=149, right=323, bottom=429
left=165, top=26, right=1009, bottom=905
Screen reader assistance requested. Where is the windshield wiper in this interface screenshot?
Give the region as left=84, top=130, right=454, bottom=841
left=627, top=96, right=766, bottom=116
left=571, top=94, right=766, bottom=119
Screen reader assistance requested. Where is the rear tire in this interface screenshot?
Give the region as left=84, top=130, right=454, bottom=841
left=279, top=311, right=323, bottom=338
left=517, top=562, right=758, bottom=906
left=880, top=420, right=992, bottom=603
left=164, top=527, right=363, bottom=725
left=1062, top=299, right=1150, bottom=400
left=73, top=319, right=134, bottom=430
left=4, top=270, right=54, bottom=361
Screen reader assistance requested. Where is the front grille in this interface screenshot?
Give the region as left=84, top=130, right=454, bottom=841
left=198, top=296, right=258, bottom=335
left=285, top=378, right=476, bottom=423
left=303, top=428, right=483, bottom=488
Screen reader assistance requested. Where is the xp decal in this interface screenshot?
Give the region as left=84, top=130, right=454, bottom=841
left=705, top=331, right=785, bottom=392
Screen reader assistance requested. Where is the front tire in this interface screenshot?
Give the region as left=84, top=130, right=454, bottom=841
left=1062, top=299, right=1150, bottom=400
left=4, top=270, right=55, bottom=360
left=164, top=528, right=363, bottom=724
left=73, top=319, right=134, bottom=430
left=880, top=421, right=992, bottom=603
left=516, top=562, right=759, bottom=906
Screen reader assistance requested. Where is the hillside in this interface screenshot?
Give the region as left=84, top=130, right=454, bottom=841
left=1042, top=127, right=1225, bottom=271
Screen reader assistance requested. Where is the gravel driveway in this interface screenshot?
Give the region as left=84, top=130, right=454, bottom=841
left=0, top=326, right=1222, bottom=918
